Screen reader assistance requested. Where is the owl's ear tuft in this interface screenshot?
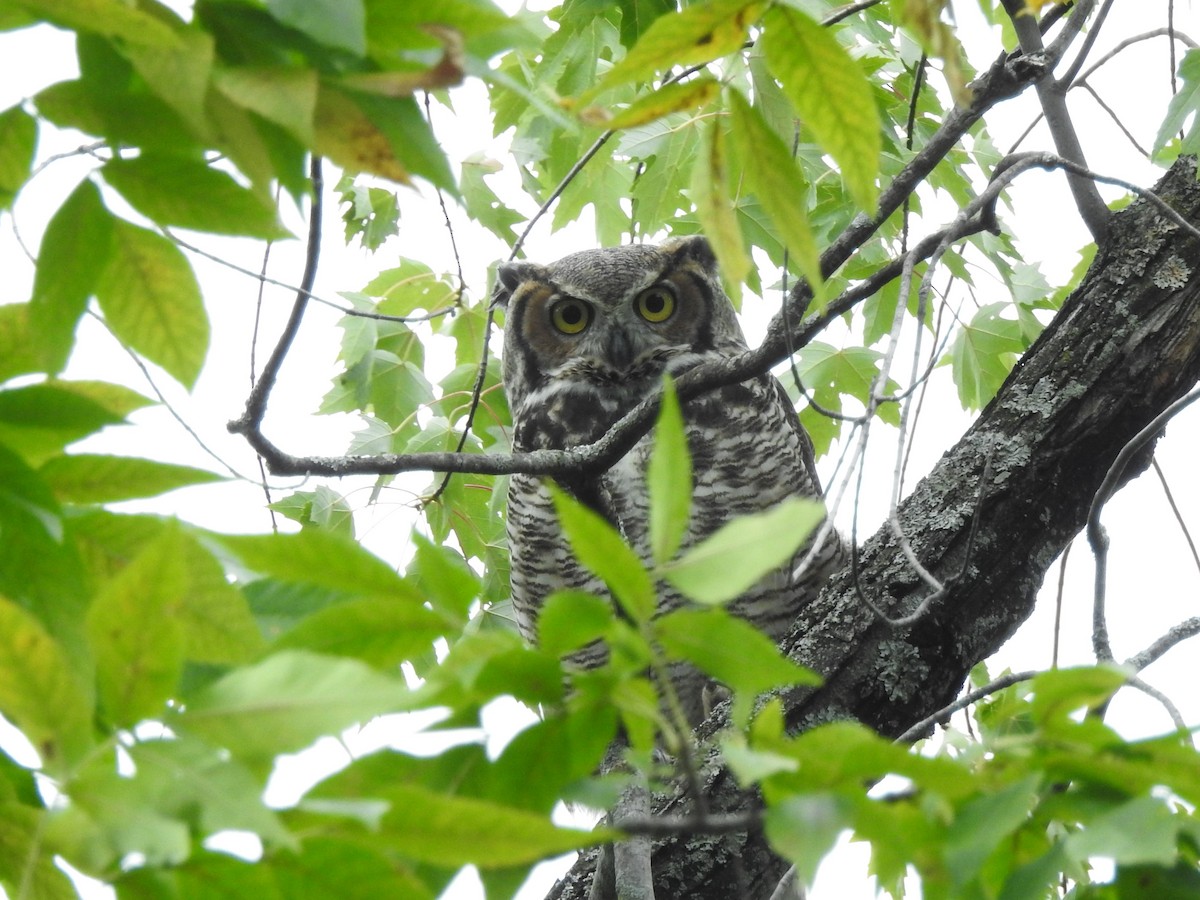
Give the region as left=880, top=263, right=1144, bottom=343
left=664, top=234, right=717, bottom=274
left=491, top=261, right=541, bottom=309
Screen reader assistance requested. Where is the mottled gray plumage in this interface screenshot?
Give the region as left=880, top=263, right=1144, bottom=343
left=494, top=236, right=843, bottom=723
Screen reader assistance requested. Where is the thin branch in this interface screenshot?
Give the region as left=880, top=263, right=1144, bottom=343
left=1076, top=82, right=1150, bottom=158
left=170, top=232, right=451, bottom=324
left=1087, top=385, right=1200, bottom=662
left=614, top=809, right=761, bottom=838
left=895, top=670, right=1040, bottom=743
left=1124, top=617, right=1200, bottom=673
left=820, top=0, right=884, bottom=27
left=1001, top=0, right=1110, bottom=241
left=229, top=156, right=324, bottom=438
left=1055, top=0, right=1116, bottom=88
left=1125, top=674, right=1189, bottom=733
left=1052, top=540, right=1072, bottom=669
left=1152, top=458, right=1200, bottom=583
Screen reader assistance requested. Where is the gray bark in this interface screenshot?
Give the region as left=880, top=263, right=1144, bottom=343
left=546, top=155, right=1200, bottom=899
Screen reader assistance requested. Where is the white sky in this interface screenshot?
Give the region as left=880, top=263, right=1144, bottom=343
left=2, top=2, right=1200, bottom=898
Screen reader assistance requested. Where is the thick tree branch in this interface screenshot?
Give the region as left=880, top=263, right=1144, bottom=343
left=546, top=155, right=1200, bottom=899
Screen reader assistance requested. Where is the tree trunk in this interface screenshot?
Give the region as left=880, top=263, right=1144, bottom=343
left=546, top=155, right=1200, bottom=899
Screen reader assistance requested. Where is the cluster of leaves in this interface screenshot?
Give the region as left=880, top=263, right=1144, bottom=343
left=737, top=666, right=1200, bottom=898
left=3, top=0, right=1200, bottom=898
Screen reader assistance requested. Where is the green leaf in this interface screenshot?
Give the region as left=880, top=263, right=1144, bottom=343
left=120, top=24, right=215, bottom=139
left=218, top=529, right=411, bottom=597
left=1029, top=665, right=1126, bottom=728
left=94, top=219, right=209, bottom=389
left=0, top=804, right=76, bottom=900
left=29, top=179, right=115, bottom=374
left=362, top=258, right=460, bottom=316
left=18, top=0, right=179, bottom=45
left=0, top=595, right=94, bottom=771
left=661, top=497, right=823, bottom=605
left=1153, top=49, right=1200, bottom=160
left=212, top=64, right=318, bottom=144
left=39, top=454, right=223, bottom=503
left=461, top=155, right=524, bottom=243
left=177, top=650, right=409, bottom=760
left=944, top=302, right=1028, bottom=410
left=101, top=154, right=290, bottom=239
left=409, top=534, right=481, bottom=626
left=0, top=305, right=39, bottom=384
left=379, top=783, right=613, bottom=868
left=337, top=175, right=399, bottom=250
left=273, top=596, right=447, bottom=667
left=760, top=5, right=880, bottom=212
left=1066, top=796, right=1183, bottom=868
left=550, top=485, right=656, bottom=623
left=269, top=0, right=365, bottom=55
left=0, top=382, right=125, bottom=462
left=654, top=608, right=819, bottom=725
left=584, top=0, right=763, bottom=101
left=944, top=774, right=1042, bottom=886
left=647, top=378, right=691, bottom=565
left=536, top=591, right=614, bottom=657
left=86, top=526, right=188, bottom=726
left=270, top=486, right=356, bottom=538
left=0, top=103, right=35, bottom=211
left=764, top=794, right=853, bottom=888
left=727, top=88, right=824, bottom=303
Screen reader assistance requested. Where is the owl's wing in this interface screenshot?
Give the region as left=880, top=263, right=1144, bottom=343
left=767, top=374, right=826, bottom=499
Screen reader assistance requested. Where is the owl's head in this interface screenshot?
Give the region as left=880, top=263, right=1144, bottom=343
left=493, top=236, right=747, bottom=412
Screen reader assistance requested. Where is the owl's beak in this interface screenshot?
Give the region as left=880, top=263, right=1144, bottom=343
left=604, top=327, right=636, bottom=372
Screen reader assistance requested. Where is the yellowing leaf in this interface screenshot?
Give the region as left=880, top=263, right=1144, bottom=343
left=314, top=86, right=411, bottom=184
left=727, top=89, right=824, bottom=304
left=338, top=26, right=465, bottom=96
left=94, top=220, right=208, bottom=389
left=86, top=526, right=188, bottom=727
left=691, top=118, right=750, bottom=301
left=761, top=6, right=880, bottom=213
left=0, top=595, right=94, bottom=771
left=601, top=76, right=720, bottom=129
left=0, top=103, right=36, bottom=211
left=584, top=0, right=764, bottom=101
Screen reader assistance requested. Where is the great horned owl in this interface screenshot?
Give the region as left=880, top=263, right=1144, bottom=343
left=494, top=235, right=843, bottom=724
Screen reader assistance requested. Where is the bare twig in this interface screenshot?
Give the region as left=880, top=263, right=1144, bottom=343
left=821, top=0, right=884, bottom=27
left=614, top=809, right=761, bottom=838
left=1152, top=458, right=1200, bottom=583
left=1124, top=617, right=1200, bottom=673
left=895, top=670, right=1039, bottom=743
left=1001, top=0, right=1110, bottom=241
left=229, top=156, right=324, bottom=438
left=1087, top=385, right=1200, bottom=662
left=170, top=232, right=451, bottom=324
left=1052, top=540, right=1072, bottom=669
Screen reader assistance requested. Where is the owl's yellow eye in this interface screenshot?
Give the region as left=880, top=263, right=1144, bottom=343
left=550, top=298, right=593, bottom=335
left=634, top=286, right=675, bottom=323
